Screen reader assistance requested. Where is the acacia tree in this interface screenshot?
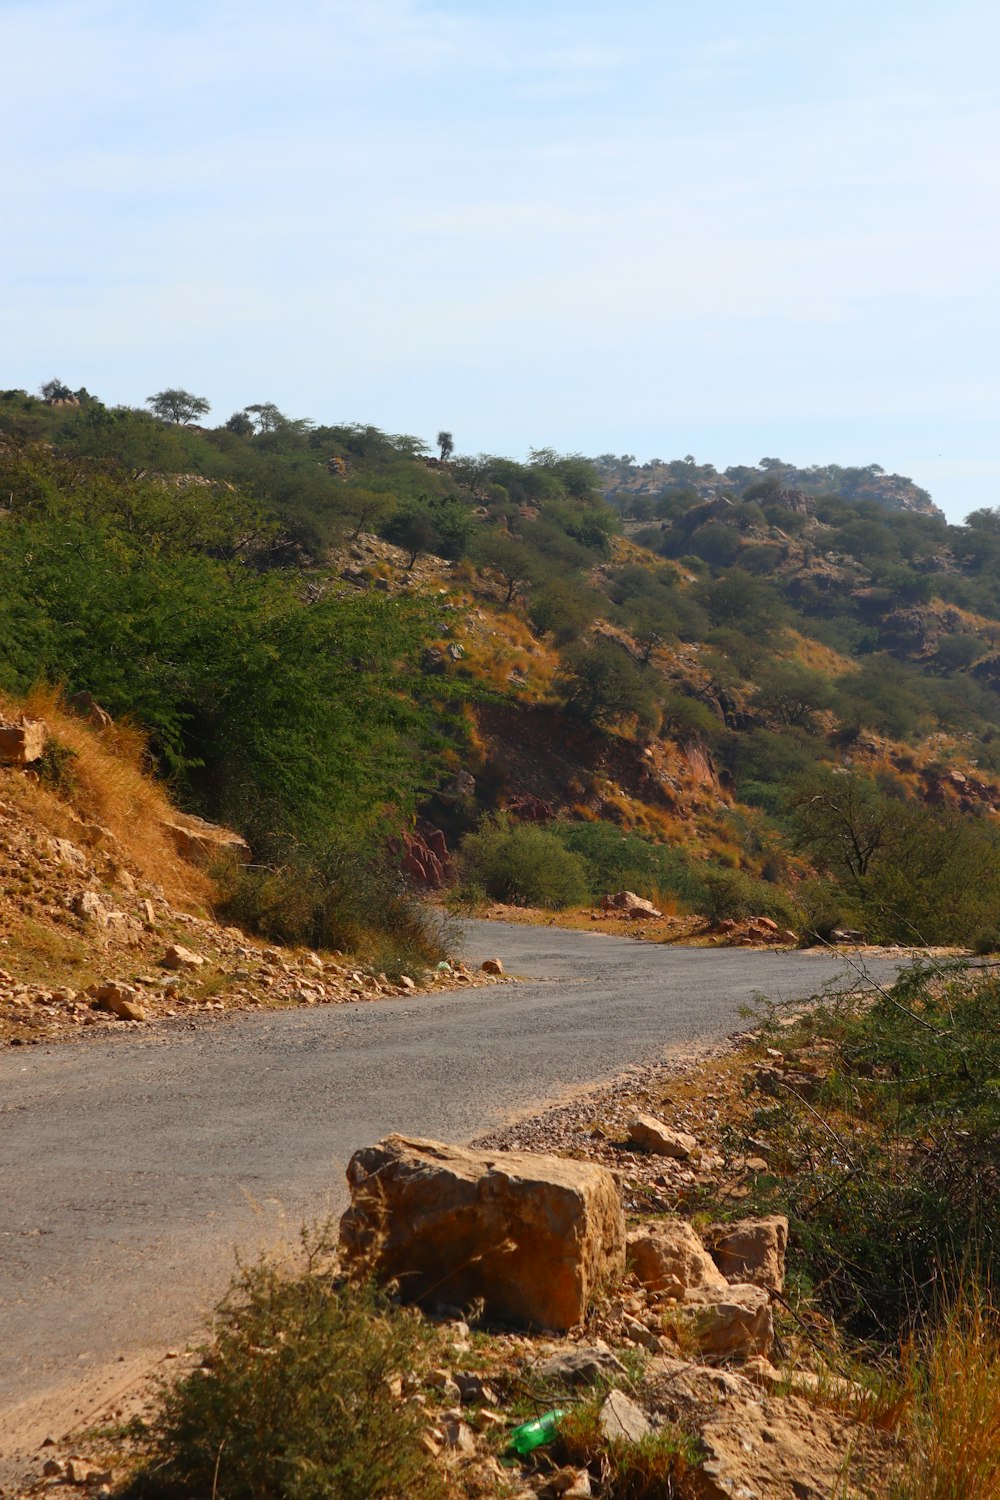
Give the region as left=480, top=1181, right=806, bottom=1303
left=788, top=772, right=898, bottom=882
left=147, top=389, right=210, bottom=425
left=40, top=378, right=73, bottom=401
left=437, top=430, right=454, bottom=461
left=471, top=532, right=541, bottom=605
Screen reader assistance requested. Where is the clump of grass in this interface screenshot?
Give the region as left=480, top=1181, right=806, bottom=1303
left=8, top=684, right=214, bottom=909
left=893, top=1287, right=1000, bottom=1500
left=132, top=1238, right=451, bottom=1500
left=556, top=1399, right=700, bottom=1499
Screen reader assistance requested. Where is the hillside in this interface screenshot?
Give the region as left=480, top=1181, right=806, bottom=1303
left=0, top=689, right=496, bottom=1048
left=3, top=383, right=1000, bottom=959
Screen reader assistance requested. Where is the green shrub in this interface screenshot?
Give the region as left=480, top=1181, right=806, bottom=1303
left=215, top=843, right=448, bottom=979
left=743, top=964, right=1000, bottom=1342
left=695, top=867, right=801, bottom=928
left=459, top=816, right=589, bottom=908
left=550, top=820, right=707, bottom=909
left=134, top=1250, right=449, bottom=1500
left=559, top=639, right=659, bottom=733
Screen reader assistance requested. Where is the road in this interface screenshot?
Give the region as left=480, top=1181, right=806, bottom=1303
left=0, top=922, right=901, bottom=1440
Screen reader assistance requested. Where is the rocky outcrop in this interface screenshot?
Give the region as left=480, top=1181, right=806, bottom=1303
left=680, top=1282, right=774, bottom=1361
left=339, top=1135, right=625, bottom=1330
left=401, top=826, right=451, bottom=888
left=160, top=814, right=250, bottom=867
left=705, top=1215, right=789, bottom=1293
left=627, top=1219, right=728, bottom=1297
left=0, top=719, right=46, bottom=765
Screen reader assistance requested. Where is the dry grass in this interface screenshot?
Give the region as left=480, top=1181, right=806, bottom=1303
left=6, top=685, right=214, bottom=909
left=892, top=1289, right=1000, bottom=1500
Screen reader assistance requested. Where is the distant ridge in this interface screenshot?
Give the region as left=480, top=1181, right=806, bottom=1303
left=594, top=455, right=943, bottom=520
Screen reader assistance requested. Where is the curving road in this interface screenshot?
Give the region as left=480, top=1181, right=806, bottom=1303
left=0, top=922, right=901, bottom=1445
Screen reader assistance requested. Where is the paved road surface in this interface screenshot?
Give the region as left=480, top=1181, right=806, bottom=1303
left=0, top=922, right=901, bottom=1425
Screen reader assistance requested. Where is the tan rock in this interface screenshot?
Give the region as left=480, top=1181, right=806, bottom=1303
left=65, top=1457, right=112, bottom=1486
left=627, top=1114, right=697, bottom=1159
left=50, top=837, right=86, bottom=868
left=0, top=719, right=46, bottom=765
left=627, top=1220, right=728, bottom=1297
left=601, top=890, right=663, bottom=919
left=91, top=982, right=147, bottom=1022
left=339, top=1135, right=625, bottom=1330
left=598, top=1389, right=651, bottom=1443
left=161, top=814, right=250, bottom=867
left=481, top=957, right=504, bottom=975
left=71, top=890, right=108, bottom=923
left=692, top=1393, right=871, bottom=1500
left=441, top=1416, right=477, bottom=1455
left=680, top=1283, right=773, bottom=1362
left=161, top=943, right=206, bottom=970
left=705, top=1215, right=789, bottom=1293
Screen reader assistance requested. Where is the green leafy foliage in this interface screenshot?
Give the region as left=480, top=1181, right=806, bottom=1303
left=459, top=816, right=589, bottom=908
left=558, top=640, right=658, bottom=732
left=745, top=964, right=1000, bottom=1341
left=550, top=821, right=707, bottom=907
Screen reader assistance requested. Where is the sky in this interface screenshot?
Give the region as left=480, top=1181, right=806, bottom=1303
left=3, top=0, right=998, bottom=521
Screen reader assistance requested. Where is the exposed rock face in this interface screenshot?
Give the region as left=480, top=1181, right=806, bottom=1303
left=401, top=826, right=451, bottom=888
left=535, top=1343, right=626, bottom=1386
left=694, top=1393, right=871, bottom=1500
left=680, top=1283, right=774, bottom=1362
left=705, top=1215, right=789, bottom=1293
left=161, top=814, right=250, bottom=867
left=69, top=691, right=113, bottom=729
left=627, top=1114, right=696, bottom=1158
left=338, top=1135, right=625, bottom=1330
left=598, top=1389, right=651, bottom=1443
left=627, top=1220, right=728, bottom=1297
left=0, top=719, right=46, bottom=765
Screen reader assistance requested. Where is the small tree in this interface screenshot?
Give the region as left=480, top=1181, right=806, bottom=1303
left=437, top=430, right=454, bottom=461
left=471, top=532, right=540, bottom=605
left=788, top=771, right=897, bottom=882
left=752, top=662, right=835, bottom=728
left=382, top=503, right=437, bottom=567
left=560, top=639, right=658, bottom=733
left=146, top=388, right=210, bottom=424
left=40, top=377, right=73, bottom=401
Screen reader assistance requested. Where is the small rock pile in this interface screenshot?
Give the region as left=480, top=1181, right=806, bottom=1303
left=710, top=915, right=798, bottom=946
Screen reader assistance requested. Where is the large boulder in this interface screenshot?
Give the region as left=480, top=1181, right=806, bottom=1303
left=705, top=1215, right=789, bottom=1293
left=680, top=1283, right=774, bottom=1362
left=627, top=1220, right=728, bottom=1297
left=601, top=890, right=663, bottom=919
left=0, top=719, right=46, bottom=765
left=339, top=1135, right=625, bottom=1330
left=161, top=814, right=250, bottom=867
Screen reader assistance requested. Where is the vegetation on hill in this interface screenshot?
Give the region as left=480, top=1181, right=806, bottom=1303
left=4, top=382, right=1000, bottom=953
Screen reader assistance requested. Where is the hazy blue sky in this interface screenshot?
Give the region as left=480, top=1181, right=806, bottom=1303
left=4, top=0, right=998, bottom=519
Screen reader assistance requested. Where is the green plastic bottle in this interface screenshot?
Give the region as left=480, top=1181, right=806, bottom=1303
left=507, top=1409, right=567, bottom=1456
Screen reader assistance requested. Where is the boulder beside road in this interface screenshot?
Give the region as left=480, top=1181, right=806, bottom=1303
left=339, top=1134, right=625, bottom=1330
